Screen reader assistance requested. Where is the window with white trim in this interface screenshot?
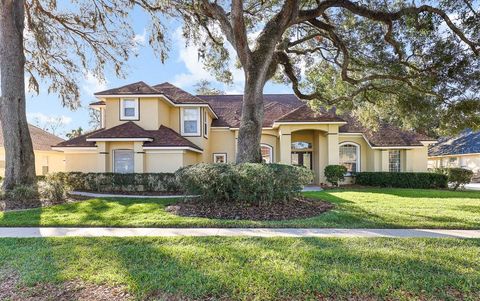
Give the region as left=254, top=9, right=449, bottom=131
left=339, top=143, right=359, bottom=174
left=120, top=98, right=139, bottom=120
left=181, top=108, right=200, bottom=136
left=389, top=150, right=401, bottom=172
left=203, top=109, right=208, bottom=137
left=261, top=144, right=273, bottom=163
left=113, top=149, right=134, bottom=173
left=213, top=153, right=227, bottom=163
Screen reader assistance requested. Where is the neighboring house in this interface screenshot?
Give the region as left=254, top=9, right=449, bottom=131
left=428, top=130, right=480, bottom=181
left=53, top=81, right=436, bottom=184
left=0, top=123, right=65, bottom=177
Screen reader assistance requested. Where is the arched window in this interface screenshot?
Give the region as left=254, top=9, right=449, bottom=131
left=261, top=144, right=273, bottom=163
left=339, top=142, right=360, bottom=174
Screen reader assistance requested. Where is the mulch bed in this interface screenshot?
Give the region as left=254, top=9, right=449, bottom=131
left=166, top=197, right=334, bottom=221
left=0, top=269, right=132, bottom=301
left=78, top=191, right=182, bottom=196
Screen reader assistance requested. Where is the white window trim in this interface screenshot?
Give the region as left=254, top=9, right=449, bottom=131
left=213, top=153, right=227, bottom=163
left=388, top=149, right=401, bottom=172
left=339, top=142, right=361, bottom=175
left=261, top=144, right=273, bottom=163
left=181, top=107, right=201, bottom=136
left=203, top=109, right=209, bottom=138
left=120, top=98, right=139, bottom=120
left=112, top=149, right=135, bottom=173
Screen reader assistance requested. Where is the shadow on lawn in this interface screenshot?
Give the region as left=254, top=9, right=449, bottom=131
left=346, top=188, right=480, bottom=199
left=3, top=237, right=477, bottom=300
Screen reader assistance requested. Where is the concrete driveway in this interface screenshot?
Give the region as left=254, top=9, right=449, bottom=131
left=465, top=183, right=480, bottom=191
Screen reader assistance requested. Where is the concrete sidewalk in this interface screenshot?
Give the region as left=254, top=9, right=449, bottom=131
left=0, top=228, right=479, bottom=238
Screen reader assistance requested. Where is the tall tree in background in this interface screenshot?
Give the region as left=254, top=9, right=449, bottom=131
left=140, top=0, right=479, bottom=163
left=194, top=80, right=226, bottom=95
left=0, top=0, right=166, bottom=191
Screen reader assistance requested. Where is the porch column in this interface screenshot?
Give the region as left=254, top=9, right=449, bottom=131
left=381, top=150, right=389, bottom=171
left=134, top=142, right=145, bottom=173
left=96, top=141, right=108, bottom=172
left=279, top=128, right=291, bottom=164
left=327, top=132, right=339, bottom=165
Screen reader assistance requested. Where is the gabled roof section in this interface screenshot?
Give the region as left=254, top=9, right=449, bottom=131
left=339, top=115, right=435, bottom=147
left=144, top=125, right=203, bottom=151
left=54, top=123, right=202, bottom=151
left=152, top=82, right=208, bottom=104
left=429, top=130, right=480, bottom=156
left=87, top=122, right=151, bottom=140
left=54, top=129, right=102, bottom=148
left=94, top=81, right=159, bottom=96
left=275, top=105, right=345, bottom=124
left=0, top=122, right=64, bottom=151
left=89, top=100, right=105, bottom=106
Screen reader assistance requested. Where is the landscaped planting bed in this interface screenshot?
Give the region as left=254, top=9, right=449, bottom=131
left=166, top=197, right=333, bottom=220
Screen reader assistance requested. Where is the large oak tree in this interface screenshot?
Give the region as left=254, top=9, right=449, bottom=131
left=0, top=0, right=165, bottom=190
left=140, top=0, right=479, bottom=162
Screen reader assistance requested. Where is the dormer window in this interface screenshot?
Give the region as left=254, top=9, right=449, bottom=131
left=120, top=98, right=139, bottom=120
left=181, top=108, right=200, bottom=136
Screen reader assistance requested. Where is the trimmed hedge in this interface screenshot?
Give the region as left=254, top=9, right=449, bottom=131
left=48, top=172, right=180, bottom=193
left=176, top=163, right=314, bottom=205
left=355, top=172, right=448, bottom=189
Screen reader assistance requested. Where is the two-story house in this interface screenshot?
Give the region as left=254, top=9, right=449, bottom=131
left=53, top=81, right=436, bottom=184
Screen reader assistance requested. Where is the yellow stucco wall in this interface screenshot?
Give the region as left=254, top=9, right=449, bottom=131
left=429, top=154, right=480, bottom=173
left=145, top=151, right=184, bottom=173
left=209, top=129, right=236, bottom=163
left=65, top=152, right=98, bottom=173
left=0, top=148, right=65, bottom=177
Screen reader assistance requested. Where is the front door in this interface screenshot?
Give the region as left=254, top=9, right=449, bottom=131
left=291, top=151, right=313, bottom=170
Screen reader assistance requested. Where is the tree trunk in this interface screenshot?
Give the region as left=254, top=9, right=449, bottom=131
left=236, top=56, right=272, bottom=163
left=0, top=0, right=36, bottom=190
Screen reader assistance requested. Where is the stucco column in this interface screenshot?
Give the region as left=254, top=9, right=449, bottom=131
left=134, top=142, right=145, bottom=173
left=404, top=149, right=413, bottom=172
left=279, top=128, right=291, bottom=164
left=96, top=142, right=108, bottom=172
left=327, top=131, right=339, bottom=165
left=381, top=150, right=389, bottom=172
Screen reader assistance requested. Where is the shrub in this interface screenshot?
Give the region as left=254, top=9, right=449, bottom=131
left=176, top=163, right=314, bottom=205
left=47, top=172, right=180, bottom=193
left=6, top=184, right=39, bottom=202
left=38, top=174, right=70, bottom=202
left=435, top=168, right=473, bottom=190
left=324, top=165, right=347, bottom=186
left=355, top=172, right=448, bottom=189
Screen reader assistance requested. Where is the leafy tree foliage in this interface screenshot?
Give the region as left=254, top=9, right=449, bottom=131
left=140, top=0, right=479, bottom=155
left=194, top=80, right=226, bottom=95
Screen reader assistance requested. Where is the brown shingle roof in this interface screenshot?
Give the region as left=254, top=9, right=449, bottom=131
left=0, top=123, right=64, bottom=151
left=89, top=100, right=105, bottom=106
left=152, top=82, right=208, bottom=104
left=94, top=81, right=159, bottom=96
left=55, top=123, right=202, bottom=151
left=339, top=115, right=434, bottom=147
left=88, top=122, right=151, bottom=139
left=275, top=105, right=345, bottom=123
left=144, top=126, right=202, bottom=150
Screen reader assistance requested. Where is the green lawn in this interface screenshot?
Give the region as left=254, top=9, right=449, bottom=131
left=0, top=237, right=479, bottom=300
left=0, top=188, right=479, bottom=228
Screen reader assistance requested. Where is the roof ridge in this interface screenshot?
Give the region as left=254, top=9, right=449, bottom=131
left=274, top=103, right=308, bottom=121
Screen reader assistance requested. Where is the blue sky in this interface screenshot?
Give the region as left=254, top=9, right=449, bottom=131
left=26, top=8, right=291, bottom=137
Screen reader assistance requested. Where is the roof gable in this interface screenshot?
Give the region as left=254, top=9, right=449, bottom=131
left=152, top=82, right=207, bottom=104
left=95, top=81, right=158, bottom=96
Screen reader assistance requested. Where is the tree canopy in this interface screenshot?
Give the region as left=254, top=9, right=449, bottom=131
left=141, top=0, right=480, bottom=137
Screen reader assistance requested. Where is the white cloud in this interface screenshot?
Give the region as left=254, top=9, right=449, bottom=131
left=171, top=27, right=245, bottom=91
left=27, top=112, right=72, bottom=125
left=133, top=29, right=147, bottom=46
left=82, top=72, right=107, bottom=96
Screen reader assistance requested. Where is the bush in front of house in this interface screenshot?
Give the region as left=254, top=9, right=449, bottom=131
left=176, top=163, right=314, bottom=205
left=355, top=172, right=448, bottom=189
left=324, top=165, right=348, bottom=186
left=48, top=172, right=180, bottom=193
left=435, top=168, right=473, bottom=190
left=38, top=174, right=70, bottom=202
left=5, top=184, right=39, bottom=202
